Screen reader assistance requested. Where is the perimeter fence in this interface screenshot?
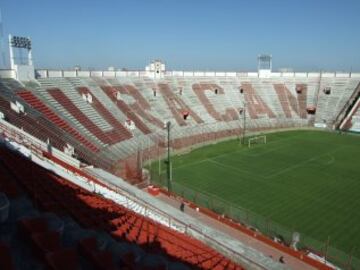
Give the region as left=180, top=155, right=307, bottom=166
left=150, top=172, right=359, bottom=270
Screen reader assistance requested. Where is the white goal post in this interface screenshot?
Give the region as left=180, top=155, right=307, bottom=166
left=248, top=135, right=267, bottom=148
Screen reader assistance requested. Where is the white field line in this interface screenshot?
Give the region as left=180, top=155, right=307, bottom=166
left=175, top=145, right=344, bottom=191
left=170, top=135, right=345, bottom=189
left=207, top=158, right=263, bottom=179
left=169, top=146, right=353, bottom=216
left=265, top=147, right=345, bottom=179
left=323, top=154, right=335, bottom=165
left=177, top=156, right=331, bottom=207
left=240, top=143, right=291, bottom=158
left=195, top=152, right=347, bottom=208
left=172, top=132, right=304, bottom=172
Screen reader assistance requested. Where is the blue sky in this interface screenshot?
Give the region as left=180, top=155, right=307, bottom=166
left=1, top=0, right=360, bottom=71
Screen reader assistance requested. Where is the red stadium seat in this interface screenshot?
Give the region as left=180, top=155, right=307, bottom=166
left=0, top=242, right=15, bottom=270
left=46, top=248, right=80, bottom=270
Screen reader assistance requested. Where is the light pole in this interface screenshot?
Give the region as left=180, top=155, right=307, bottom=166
left=242, top=102, right=247, bottom=145
left=155, top=132, right=164, bottom=183
left=166, top=121, right=172, bottom=192
left=157, top=134, right=161, bottom=177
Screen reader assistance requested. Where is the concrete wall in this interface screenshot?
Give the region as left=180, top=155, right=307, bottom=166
left=31, top=69, right=360, bottom=79
left=0, top=69, right=16, bottom=78
left=90, top=71, right=103, bottom=77
left=322, top=72, right=335, bottom=78
left=308, top=72, right=321, bottom=78
left=295, top=72, right=307, bottom=78
left=115, top=71, right=127, bottom=77
left=48, top=70, right=63, bottom=78
left=215, top=72, right=225, bottom=77
left=336, top=72, right=351, bottom=78
left=77, top=71, right=90, bottom=77
left=237, top=72, right=248, bottom=77
left=194, top=72, right=204, bottom=77
left=205, top=72, right=215, bottom=77
left=36, top=70, right=48, bottom=78
left=282, top=72, right=294, bottom=77
left=15, top=65, right=35, bottom=81
left=351, top=73, right=360, bottom=78
left=103, top=71, right=115, bottom=77
left=271, top=72, right=281, bottom=77
left=128, top=71, right=140, bottom=77
left=247, top=72, right=258, bottom=77
left=63, top=70, right=77, bottom=77
left=226, top=72, right=237, bottom=77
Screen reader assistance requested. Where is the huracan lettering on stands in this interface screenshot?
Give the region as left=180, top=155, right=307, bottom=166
left=240, top=83, right=276, bottom=119
left=100, top=85, right=164, bottom=135
left=273, top=84, right=307, bottom=119
left=192, top=83, right=239, bottom=122
left=48, top=88, right=125, bottom=145
left=76, top=87, right=132, bottom=142
left=157, top=83, right=204, bottom=126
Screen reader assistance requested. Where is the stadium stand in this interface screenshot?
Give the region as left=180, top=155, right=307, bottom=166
left=76, top=86, right=133, bottom=142
left=315, top=79, right=360, bottom=126
left=16, top=90, right=99, bottom=152
left=335, top=82, right=360, bottom=130
left=0, top=95, right=67, bottom=151
left=0, top=143, right=244, bottom=270
left=101, top=85, right=153, bottom=135
left=340, top=97, right=360, bottom=132
left=48, top=87, right=120, bottom=145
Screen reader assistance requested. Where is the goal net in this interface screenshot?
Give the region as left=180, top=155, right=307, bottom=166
left=248, top=135, right=267, bottom=148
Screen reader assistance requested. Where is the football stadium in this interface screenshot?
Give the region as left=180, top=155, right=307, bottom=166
left=0, top=1, right=359, bottom=270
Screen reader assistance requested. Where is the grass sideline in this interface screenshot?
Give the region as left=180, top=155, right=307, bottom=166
left=150, top=130, right=360, bottom=259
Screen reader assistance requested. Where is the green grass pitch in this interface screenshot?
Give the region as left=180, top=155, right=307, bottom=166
left=152, top=130, right=360, bottom=259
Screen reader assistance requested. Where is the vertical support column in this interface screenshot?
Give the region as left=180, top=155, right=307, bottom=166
left=242, top=102, right=247, bottom=145
left=28, top=38, right=33, bottom=66
left=8, top=34, right=15, bottom=70
left=166, top=121, right=172, bottom=192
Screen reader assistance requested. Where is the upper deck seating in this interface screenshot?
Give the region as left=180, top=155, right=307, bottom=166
left=1, top=76, right=359, bottom=181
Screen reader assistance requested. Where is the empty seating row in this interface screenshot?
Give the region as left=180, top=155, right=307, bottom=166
left=0, top=95, right=67, bottom=151
left=77, top=87, right=133, bottom=142
left=101, top=86, right=152, bottom=134
left=48, top=88, right=122, bottom=145
left=17, top=90, right=99, bottom=152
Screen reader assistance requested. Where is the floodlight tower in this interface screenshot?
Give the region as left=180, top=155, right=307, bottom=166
left=8, top=34, right=34, bottom=81
left=0, top=9, right=6, bottom=68
left=258, top=54, right=272, bottom=78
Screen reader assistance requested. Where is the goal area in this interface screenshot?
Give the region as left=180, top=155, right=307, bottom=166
left=248, top=135, right=267, bottom=148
